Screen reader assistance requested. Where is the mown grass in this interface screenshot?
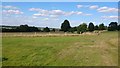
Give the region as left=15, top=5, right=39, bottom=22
left=2, top=31, right=118, bottom=66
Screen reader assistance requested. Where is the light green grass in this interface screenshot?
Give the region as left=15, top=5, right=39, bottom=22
left=2, top=31, right=118, bottom=66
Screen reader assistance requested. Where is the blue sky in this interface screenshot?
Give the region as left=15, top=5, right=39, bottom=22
left=2, top=2, right=118, bottom=28
left=2, top=0, right=119, bottom=2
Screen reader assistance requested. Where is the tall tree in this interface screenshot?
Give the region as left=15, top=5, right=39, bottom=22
left=117, top=24, right=120, bottom=31
left=108, top=22, right=118, bottom=31
left=94, top=25, right=99, bottom=30
left=51, top=28, right=55, bottom=32
left=18, top=24, right=29, bottom=32
left=99, top=23, right=105, bottom=30
left=77, top=23, right=87, bottom=34
left=88, top=22, right=94, bottom=32
left=43, top=27, right=50, bottom=32
left=61, top=20, right=71, bottom=32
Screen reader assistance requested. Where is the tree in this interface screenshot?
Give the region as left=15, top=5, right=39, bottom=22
left=51, top=28, right=55, bottom=32
left=43, top=27, right=50, bottom=32
left=69, top=27, right=77, bottom=33
left=61, top=20, right=71, bottom=32
left=108, top=22, right=118, bottom=31
left=94, top=25, right=99, bottom=30
left=18, top=24, right=29, bottom=32
left=29, top=27, right=39, bottom=32
left=77, top=23, right=87, bottom=34
left=99, top=23, right=105, bottom=30
left=117, top=24, right=120, bottom=31
left=88, top=22, right=94, bottom=32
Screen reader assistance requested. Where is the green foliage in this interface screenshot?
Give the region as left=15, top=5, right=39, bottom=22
left=77, top=23, right=87, bottom=34
left=94, top=25, right=99, bottom=30
left=99, top=23, right=105, bottom=30
left=61, top=20, right=71, bottom=32
left=88, top=22, right=94, bottom=32
left=17, top=25, right=29, bottom=32
left=117, top=24, right=120, bottom=31
left=2, top=57, right=8, bottom=61
left=2, top=25, right=40, bottom=32
left=51, top=28, right=55, bottom=32
left=108, top=22, right=118, bottom=31
left=43, top=27, right=50, bottom=32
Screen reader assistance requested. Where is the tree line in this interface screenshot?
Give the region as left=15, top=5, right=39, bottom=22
left=61, top=20, right=120, bottom=34
left=2, top=20, right=120, bottom=33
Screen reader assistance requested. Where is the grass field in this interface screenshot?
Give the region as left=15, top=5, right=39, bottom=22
left=2, top=31, right=118, bottom=66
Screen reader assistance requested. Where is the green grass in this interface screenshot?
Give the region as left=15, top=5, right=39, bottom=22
left=2, top=31, right=118, bottom=66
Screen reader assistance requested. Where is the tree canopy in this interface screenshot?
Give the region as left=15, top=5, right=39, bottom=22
left=88, top=22, right=94, bottom=32
left=43, top=27, right=50, bottom=32
left=61, top=20, right=71, bottom=32
left=99, top=23, right=105, bottom=30
left=77, top=23, right=87, bottom=34
left=108, top=22, right=118, bottom=31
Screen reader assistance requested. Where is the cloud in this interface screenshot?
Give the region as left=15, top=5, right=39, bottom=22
left=2, top=5, right=23, bottom=15
left=2, top=5, right=18, bottom=9
left=97, top=6, right=118, bottom=13
left=2, top=10, right=23, bottom=14
left=84, top=14, right=92, bottom=16
left=43, top=18, right=49, bottom=21
left=43, top=18, right=59, bottom=21
left=49, top=15, right=59, bottom=18
left=32, top=16, right=38, bottom=19
left=33, top=13, right=47, bottom=16
left=30, top=8, right=91, bottom=18
left=29, top=8, right=41, bottom=11
left=30, top=8, right=65, bottom=17
left=65, top=11, right=76, bottom=16
left=89, top=5, right=98, bottom=9
left=77, top=5, right=83, bottom=8
left=102, top=16, right=119, bottom=19
left=50, top=10, right=65, bottom=15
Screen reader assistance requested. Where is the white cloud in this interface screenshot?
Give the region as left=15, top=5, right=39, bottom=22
left=2, top=5, right=23, bottom=15
left=50, top=10, right=65, bottom=15
left=49, top=15, right=59, bottom=18
left=30, top=8, right=92, bottom=18
left=77, top=5, right=83, bottom=8
left=65, top=11, right=76, bottom=16
left=33, top=13, right=47, bottom=16
left=32, top=16, right=38, bottom=19
left=2, top=9, right=23, bottom=14
left=89, top=5, right=98, bottom=9
left=43, top=18, right=49, bottom=21
left=97, top=6, right=118, bottom=13
left=30, top=8, right=65, bottom=17
left=29, top=8, right=42, bottom=12
left=84, top=14, right=92, bottom=16
left=2, top=5, right=18, bottom=9
left=76, top=12, right=83, bottom=15
left=102, top=16, right=119, bottom=19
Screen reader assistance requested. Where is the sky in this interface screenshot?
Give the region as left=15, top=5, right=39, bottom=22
left=2, top=2, right=118, bottom=28
left=2, top=0, right=119, bottom=2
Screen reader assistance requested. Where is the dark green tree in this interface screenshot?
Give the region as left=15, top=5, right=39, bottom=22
left=88, top=22, right=94, bottom=32
left=61, top=20, right=71, bottom=32
left=117, top=24, right=120, bottom=31
left=77, top=23, right=87, bottom=34
left=18, top=24, right=29, bottom=32
left=99, top=23, right=105, bottom=30
left=29, top=27, right=39, bottom=32
left=43, top=27, right=50, bottom=32
left=94, top=25, right=99, bottom=30
left=51, top=28, right=55, bottom=32
left=108, top=22, right=118, bottom=31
